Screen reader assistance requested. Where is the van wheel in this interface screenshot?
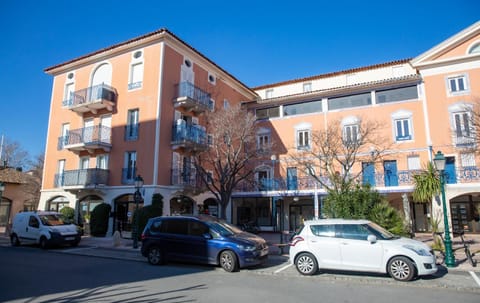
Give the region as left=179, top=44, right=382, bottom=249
left=147, top=247, right=164, bottom=265
left=10, top=234, right=20, bottom=246
left=219, top=250, right=239, bottom=272
left=388, top=256, right=416, bottom=281
left=39, top=237, right=48, bottom=249
left=295, top=253, right=318, bottom=275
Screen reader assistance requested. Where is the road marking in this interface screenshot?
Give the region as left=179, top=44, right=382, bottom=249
left=469, top=271, right=480, bottom=287
left=274, top=263, right=292, bottom=274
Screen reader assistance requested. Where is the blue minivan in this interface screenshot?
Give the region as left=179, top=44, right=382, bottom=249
left=140, top=215, right=269, bottom=272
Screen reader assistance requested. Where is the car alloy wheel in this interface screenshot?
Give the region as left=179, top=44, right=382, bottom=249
left=147, top=247, right=163, bottom=265
left=295, top=253, right=318, bottom=275
left=388, top=256, right=415, bottom=281
left=220, top=250, right=238, bottom=272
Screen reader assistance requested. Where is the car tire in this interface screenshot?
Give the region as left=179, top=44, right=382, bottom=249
left=147, top=247, right=164, bottom=265
left=295, top=253, right=318, bottom=275
left=219, top=250, right=239, bottom=272
left=39, top=237, right=48, bottom=250
left=10, top=234, right=20, bottom=246
left=388, top=256, right=416, bottom=281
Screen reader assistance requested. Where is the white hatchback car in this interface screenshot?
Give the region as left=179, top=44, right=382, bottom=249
left=289, top=219, right=437, bottom=281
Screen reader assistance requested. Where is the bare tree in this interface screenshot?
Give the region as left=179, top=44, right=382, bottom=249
left=22, top=153, right=44, bottom=209
left=0, top=137, right=30, bottom=170
left=290, top=118, right=391, bottom=194
left=193, top=104, right=259, bottom=219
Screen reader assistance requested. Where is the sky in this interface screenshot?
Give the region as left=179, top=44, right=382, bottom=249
left=0, top=0, right=478, bottom=159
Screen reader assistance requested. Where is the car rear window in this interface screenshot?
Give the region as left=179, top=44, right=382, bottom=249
left=310, top=224, right=335, bottom=237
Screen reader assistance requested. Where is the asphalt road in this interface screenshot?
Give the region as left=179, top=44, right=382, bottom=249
left=1, top=245, right=479, bottom=303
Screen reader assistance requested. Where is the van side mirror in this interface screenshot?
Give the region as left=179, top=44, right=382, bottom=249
left=367, top=235, right=377, bottom=243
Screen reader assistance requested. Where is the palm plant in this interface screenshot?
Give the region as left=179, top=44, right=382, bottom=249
left=412, top=162, right=440, bottom=203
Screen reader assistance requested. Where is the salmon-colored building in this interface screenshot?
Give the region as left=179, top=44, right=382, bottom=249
left=39, top=22, right=480, bottom=235
left=39, top=29, right=257, bottom=234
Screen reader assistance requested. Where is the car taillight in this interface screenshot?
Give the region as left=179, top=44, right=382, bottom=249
left=289, top=235, right=304, bottom=246
left=141, top=233, right=146, bottom=240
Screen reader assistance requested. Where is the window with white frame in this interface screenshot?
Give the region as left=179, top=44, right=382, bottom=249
left=297, top=129, right=310, bottom=150
left=129, top=50, right=144, bottom=90
left=447, top=75, right=468, bottom=95
left=223, top=99, right=230, bottom=109
left=453, top=111, right=472, bottom=141
left=123, top=151, right=137, bottom=183
left=303, top=82, right=312, bottom=93
left=407, top=155, right=421, bottom=170
left=343, top=124, right=360, bottom=145
left=63, top=82, right=75, bottom=106
left=265, top=89, right=273, bottom=99
left=125, top=109, right=139, bottom=141
left=394, top=118, right=412, bottom=141
left=257, top=133, right=271, bottom=152
left=96, top=154, right=109, bottom=169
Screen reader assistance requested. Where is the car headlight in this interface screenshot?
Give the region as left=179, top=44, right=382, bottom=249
left=237, top=244, right=256, bottom=252
left=403, top=245, right=430, bottom=256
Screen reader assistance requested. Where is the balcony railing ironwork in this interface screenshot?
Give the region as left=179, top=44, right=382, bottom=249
left=54, top=169, right=109, bottom=188
left=171, top=123, right=208, bottom=151
left=58, top=125, right=111, bottom=152
left=121, top=167, right=137, bottom=184
left=234, top=166, right=480, bottom=194
left=173, top=82, right=213, bottom=113
left=171, top=168, right=203, bottom=188
left=62, top=83, right=117, bottom=113
left=125, top=124, right=139, bottom=141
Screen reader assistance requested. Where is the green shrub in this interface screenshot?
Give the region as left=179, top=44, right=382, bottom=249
left=324, top=184, right=408, bottom=235
left=90, top=203, right=111, bottom=237
left=133, top=193, right=164, bottom=240
left=59, top=206, right=75, bottom=223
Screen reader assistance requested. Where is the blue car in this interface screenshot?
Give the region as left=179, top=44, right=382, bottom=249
left=140, top=215, right=269, bottom=272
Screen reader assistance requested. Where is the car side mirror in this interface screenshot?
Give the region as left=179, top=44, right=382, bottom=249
left=203, top=233, right=213, bottom=240
left=367, top=235, right=377, bottom=243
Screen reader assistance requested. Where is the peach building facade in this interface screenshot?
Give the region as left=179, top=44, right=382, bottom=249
left=38, top=29, right=257, bottom=234
left=39, top=22, right=480, bottom=235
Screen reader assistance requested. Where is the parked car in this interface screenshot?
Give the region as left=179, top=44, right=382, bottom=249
left=289, top=219, right=437, bottom=281
left=141, top=215, right=269, bottom=272
left=10, top=211, right=81, bottom=249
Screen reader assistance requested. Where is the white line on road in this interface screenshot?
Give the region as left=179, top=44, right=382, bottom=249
left=274, top=263, right=292, bottom=274
left=469, top=271, right=480, bottom=287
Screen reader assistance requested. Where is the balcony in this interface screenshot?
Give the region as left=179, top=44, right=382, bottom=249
left=121, top=167, right=137, bottom=185
left=58, top=125, right=111, bottom=153
left=62, top=84, right=117, bottom=114
left=55, top=168, right=109, bottom=189
left=173, top=82, right=213, bottom=114
left=171, top=123, right=208, bottom=152
left=171, top=168, right=203, bottom=192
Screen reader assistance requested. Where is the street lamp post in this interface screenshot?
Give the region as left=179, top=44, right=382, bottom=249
left=433, top=151, right=455, bottom=267
left=270, top=155, right=283, bottom=252
left=132, top=175, right=144, bottom=249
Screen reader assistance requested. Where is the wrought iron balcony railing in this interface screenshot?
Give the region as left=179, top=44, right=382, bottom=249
left=58, top=125, right=111, bottom=152
left=62, top=83, right=117, bottom=114
left=171, top=123, right=208, bottom=151
left=121, top=167, right=137, bottom=185
left=55, top=168, right=109, bottom=188
left=171, top=168, right=203, bottom=189
left=125, top=124, right=139, bottom=141
left=173, top=82, right=213, bottom=113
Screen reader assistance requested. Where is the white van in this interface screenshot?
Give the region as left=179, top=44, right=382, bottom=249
left=10, top=211, right=81, bottom=249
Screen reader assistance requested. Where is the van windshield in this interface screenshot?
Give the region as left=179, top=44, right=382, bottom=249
left=206, top=221, right=243, bottom=237
left=39, top=214, right=68, bottom=226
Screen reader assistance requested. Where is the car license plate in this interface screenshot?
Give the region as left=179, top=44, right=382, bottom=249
left=65, top=237, right=75, bottom=241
